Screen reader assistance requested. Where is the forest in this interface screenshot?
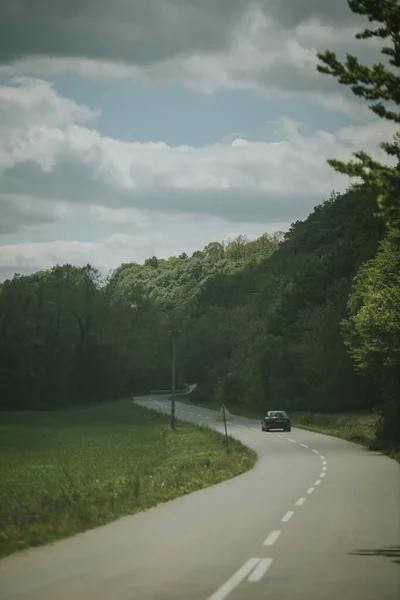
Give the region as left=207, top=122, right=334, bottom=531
left=1, top=185, right=399, bottom=450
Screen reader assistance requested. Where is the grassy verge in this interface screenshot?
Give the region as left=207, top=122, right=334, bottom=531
left=0, top=399, right=256, bottom=558
left=292, top=411, right=378, bottom=446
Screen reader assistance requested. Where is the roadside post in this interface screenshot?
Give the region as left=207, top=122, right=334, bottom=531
left=216, top=404, right=233, bottom=454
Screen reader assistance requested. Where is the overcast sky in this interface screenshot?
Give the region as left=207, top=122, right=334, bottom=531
left=0, top=0, right=393, bottom=281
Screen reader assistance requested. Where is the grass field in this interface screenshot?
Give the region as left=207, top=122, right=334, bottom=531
left=0, top=399, right=256, bottom=558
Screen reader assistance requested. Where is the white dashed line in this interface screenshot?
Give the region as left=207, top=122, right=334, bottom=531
left=312, top=449, right=320, bottom=455
left=322, top=460, right=327, bottom=466
left=189, top=412, right=195, bottom=415
left=307, top=487, right=315, bottom=494
left=247, top=558, right=273, bottom=582
left=300, top=443, right=309, bottom=448
left=263, top=530, right=281, bottom=546
left=207, top=558, right=261, bottom=600
left=288, top=438, right=296, bottom=443
left=295, top=497, right=306, bottom=506
left=281, top=510, right=294, bottom=523
left=320, top=472, right=326, bottom=478
left=314, top=479, right=321, bottom=486
left=197, top=414, right=202, bottom=417
left=205, top=416, right=212, bottom=420
left=277, top=434, right=283, bottom=438
left=238, top=425, right=246, bottom=428
left=320, top=455, right=325, bottom=460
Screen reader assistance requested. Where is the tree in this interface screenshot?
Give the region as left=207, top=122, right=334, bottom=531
left=317, top=0, right=400, bottom=224
left=342, top=227, right=400, bottom=444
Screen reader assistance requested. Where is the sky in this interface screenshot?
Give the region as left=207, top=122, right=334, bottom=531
left=0, top=0, right=394, bottom=281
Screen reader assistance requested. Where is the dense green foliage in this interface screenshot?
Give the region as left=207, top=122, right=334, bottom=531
left=183, top=189, right=386, bottom=416
left=1, top=187, right=399, bottom=449
left=0, top=265, right=164, bottom=409
left=0, top=400, right=255, bottom=556
left=317, top=0, right=400, bottom=224
left=342, top=227, right=400, bottom=445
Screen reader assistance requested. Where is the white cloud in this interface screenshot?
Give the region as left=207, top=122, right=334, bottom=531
left=0, top=76, right=396, bottom=227
left=0, top=74, right=397, bottom=280
left=0, top=77, right=99, bottom=174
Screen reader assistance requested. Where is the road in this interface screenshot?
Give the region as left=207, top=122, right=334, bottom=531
left=1, top=396, right=399, bottom=600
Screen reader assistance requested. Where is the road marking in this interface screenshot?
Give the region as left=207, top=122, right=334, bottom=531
left=250, top=428, right=258, bottom=431
left=307, top=487, right=315, bottom=494
left=238, top=424, right=246, bottom=428
left=295, top=497, right=306, bottom=506
left=281, top=510, right=294, bottom=523
left=312, top=449, right=320, bottom=454
left=206, top=416, right=212, bottom=420
left=300, top=443, right=309, bottom=448
left=208, top=558, right=261, bottom=600
left=288, top=438, right=296, bottom=443
left=197, top=414, right=202, bottom=417
left=322, top=460, right=327, bottom=466
left=263, top=530, right=281, bottom=546
left=277, top=434, right=282, bottom=438
left=314, top=479, right=321, bottom=486
left=320, top=455, right=325, bottom=460
left=320, top=472, right=326, bottom=478
left=322, top=466, right=327, bottom=471
left=247, top=558, right=273, bottom=582
left=189, top=412, right=195, bottom=415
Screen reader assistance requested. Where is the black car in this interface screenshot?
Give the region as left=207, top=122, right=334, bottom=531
left=261, top=410, right=291, bottom=432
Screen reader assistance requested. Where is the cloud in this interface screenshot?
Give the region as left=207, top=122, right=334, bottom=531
left=0, top=74, right=396, bottom=280
left=0, top=193, right=73, bottom=234
left=0, top=76, right=396, bottom=235
left=0, top=0, right=255, bottom=66
left=0, top=1, right=383, bottom=118
left=0, top=77, right=98, bottom=174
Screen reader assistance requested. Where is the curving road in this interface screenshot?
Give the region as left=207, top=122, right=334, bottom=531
left=1, top=396, right=399, bottom=600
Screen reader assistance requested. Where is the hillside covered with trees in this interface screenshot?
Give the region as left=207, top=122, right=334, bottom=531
left=1, top=185, right=399, bottom=449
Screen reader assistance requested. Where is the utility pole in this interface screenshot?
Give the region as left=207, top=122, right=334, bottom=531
left=170, top=332, right=177, bottom=430
left=222, top=405, right=230, bottom=454
left=169, top=328, right=181, bottom=430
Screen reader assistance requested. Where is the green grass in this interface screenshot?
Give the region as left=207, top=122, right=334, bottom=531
left=292, top=411, right=378, bottom=446
left=0, top=399, right=256, bottom=558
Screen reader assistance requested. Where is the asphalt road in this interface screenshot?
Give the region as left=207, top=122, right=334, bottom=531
left=1, top=396, right=399, bottom=600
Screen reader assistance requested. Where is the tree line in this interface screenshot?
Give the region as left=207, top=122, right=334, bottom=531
left=1, top=190, right=398, bottom=446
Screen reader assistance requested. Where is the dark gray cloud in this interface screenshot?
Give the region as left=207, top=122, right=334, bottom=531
left=1, top=0, right=252, bottom=65
left=0, top=0, right=356, bottom=67
left=0, top=193, right=69, bottom=234
left=0, top=161, right=321, bottom=231
left=265, top=0, right=359, bottom=28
